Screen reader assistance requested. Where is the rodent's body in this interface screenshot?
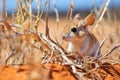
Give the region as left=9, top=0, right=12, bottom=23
left=67, top=32, right=99, bottom=57
left=63, top=13, right=101, bottom=59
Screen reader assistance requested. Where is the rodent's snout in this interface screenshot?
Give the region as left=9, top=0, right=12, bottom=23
left=62, top=36, right=65, bottom=40
left=62, top=35, right=71, bottom=41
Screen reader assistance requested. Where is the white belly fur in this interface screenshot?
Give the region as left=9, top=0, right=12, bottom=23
left=67, top=42, right=73, bottom=52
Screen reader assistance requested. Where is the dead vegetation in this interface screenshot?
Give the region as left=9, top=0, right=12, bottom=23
left=0, top=0, right=120, bottom=80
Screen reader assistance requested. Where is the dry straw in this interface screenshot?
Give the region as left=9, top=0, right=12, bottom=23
left=1, top=0, right=120, bottom=79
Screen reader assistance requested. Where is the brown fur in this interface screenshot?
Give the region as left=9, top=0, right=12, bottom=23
left=63, top=13, right=101, bottom=59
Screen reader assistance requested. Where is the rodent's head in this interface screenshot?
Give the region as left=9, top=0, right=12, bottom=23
left=63, top=13, right=95, bottom=41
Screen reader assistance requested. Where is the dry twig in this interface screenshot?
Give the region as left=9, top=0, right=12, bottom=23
left=101, top=43, right=120, bottom=60
left=45, top=0, right=50, bottom=38
left=94, top=0, right=111, bottom=32
left=0, top=48, right=15, bottom=66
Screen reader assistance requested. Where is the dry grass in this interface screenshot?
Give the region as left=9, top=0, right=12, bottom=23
left=0, top=0, right=120, bottom=80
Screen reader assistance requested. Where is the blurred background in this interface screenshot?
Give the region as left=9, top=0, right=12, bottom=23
left=0, top=0, right=120, bottom=17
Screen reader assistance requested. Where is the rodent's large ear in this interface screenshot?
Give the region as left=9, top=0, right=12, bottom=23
left=73, top=13, right=81, bottom=25
left=84, top=13, right=95, bottom=28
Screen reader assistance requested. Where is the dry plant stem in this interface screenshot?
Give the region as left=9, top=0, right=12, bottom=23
left=0, top=33, right=21, bottom=39
left=96, top=33, right=119, bottom=60
left=93, top=74, right=102, bottom=80
left=35, top=0, right=41, bottom=31
left=53, top=0, right=60, bottom=44
left=101, top=43, right=120, bottom=60
left=94, top=0, right=110, bottom=32
left=0, top=23, right=103, bottom=79
left=62, top=62, right=83, bottom=69
left=1, top=22, right=90, bottom=77
left=28, top=0, right=32, bottom=29
left=0, top=48, right=15, bottom=66
left=1, top=0, right=6, bottom=20
left=20, top=0, right=24, bottom=22
left=36, top=0, right=41, bottom=17
left=41, top=51, right=54, bottom=64
left=86, top=62, right=99, bottom=74
left=95, top=38, right=109, bottom=59
left=0, top=23, right=23, bottom=31
left=41, top=53, right=49, bottom=63
left=16, top=0, right=20, bottom=25
left=62, top=0, right=74, bottom=37
left=69, top=0, right=74, bottom=21
left=46, top=50, right=54, bottom=63
left=77, top=73, right=86, bottom=80
left=29, top=29, right=78, bottom=74
left=38, top=32, right=75, bottom=64
left=40, top=0, right=48, bottom=18
left=45, top=0, right=50, bottom=38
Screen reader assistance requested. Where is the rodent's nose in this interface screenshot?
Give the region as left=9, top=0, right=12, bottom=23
left=62, top=36, right=65, bottom=39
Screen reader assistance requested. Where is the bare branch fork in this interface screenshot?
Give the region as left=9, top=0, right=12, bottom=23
left=95, top=36, right=110, bottom=59
left=96, top=33, right=120, bottom=60
left=100, top=43, right=120, bottom=60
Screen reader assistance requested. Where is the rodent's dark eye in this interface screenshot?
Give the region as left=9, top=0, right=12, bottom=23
left=71, top=27, right=77, bottom=33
